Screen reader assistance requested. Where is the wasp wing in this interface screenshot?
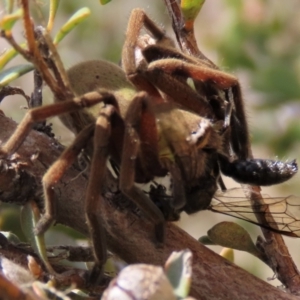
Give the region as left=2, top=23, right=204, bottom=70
left=210, top=188, right=300, bottom=237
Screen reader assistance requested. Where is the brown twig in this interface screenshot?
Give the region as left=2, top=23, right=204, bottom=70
left=0, top=86, right=30, bottom=104
left=163, top=0, right=216, bottom=66
left=19, top=0, right=64, bottom=99
left=0, top=233, right=109, bottom=292
left=245, top=183, right=300, bottom=294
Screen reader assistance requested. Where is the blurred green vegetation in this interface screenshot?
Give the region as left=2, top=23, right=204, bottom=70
left=212, top=0, right=300, bottom=158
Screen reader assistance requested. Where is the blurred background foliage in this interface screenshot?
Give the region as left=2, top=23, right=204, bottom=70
left=215, top=0, right=300, bottom=159
left=1, top=0, right=300, bottom=287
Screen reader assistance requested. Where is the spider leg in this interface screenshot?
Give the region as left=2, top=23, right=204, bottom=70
left=141, top=42, right=250, bottom=159
left=0, top=90, right=115, bottom=157
left=122, top=8, right=173, bottom=73
left=85, top=105, right=116, bottom=284
left=147, top=59, right=238, bottom=90
left=37, top=105, right=116, bottom=284
left=122, top=9, right=173, bottom=96
left=141, top=68, right=212, bottom=116
left=230, top=85, right=250, bottom=159
left=119, top=92, right=166, bottom=244
left=0, top=90, right=120, bottom=280
left=142, top=44, right=213, bottom=69
left=219, top=87, right=250, bottom=160
left=35, top=124, right=95, bottom=235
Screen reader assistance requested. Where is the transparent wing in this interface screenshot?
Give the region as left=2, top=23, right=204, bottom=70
left=211, top=188, right=300, bottom=237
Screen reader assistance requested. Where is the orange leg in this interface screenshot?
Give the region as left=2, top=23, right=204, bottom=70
left=35, top=124, right=95, bottom=235
left=84, top=105, right=115, bottom=283
left=0, top=90, right=116, bottom=157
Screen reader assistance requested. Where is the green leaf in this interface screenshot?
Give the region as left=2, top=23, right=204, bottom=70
left=207, top=221, right=255, bottom=251
left=207, top=221, right=263, bottom=259
left=103, top=257, right=117, bottom=277
left=181, top=0, right=205, bottom=26
left=198, top=235, right=215, bottom=245
left=164, top=250, right=192, bottom=298
left=20, top=200, right=56, bottom=275
left=53, top=7, right=91, bottom=45
left=47, top=0, right=60, bottom=31
left=219, top=247, right=234, bottom=263
left=0, top=8, right=23, bottom=31
left=0, top=64, right=33, bottom=87
left=100, top=0, right=112, bottom=4
left=0, top=231, right=21, bottom=244
left=0, top=42, right=27, bottom=70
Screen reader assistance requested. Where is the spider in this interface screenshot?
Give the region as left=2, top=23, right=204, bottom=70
left=0, top=3, right=297, bottom=281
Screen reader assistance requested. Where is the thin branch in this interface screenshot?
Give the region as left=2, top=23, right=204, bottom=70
left=163, top=0, right=216, bottom=66
left=19, top=0, right=64, bottom=98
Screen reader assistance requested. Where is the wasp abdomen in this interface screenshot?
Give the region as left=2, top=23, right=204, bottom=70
left=219, top=155, right=298, bottom=186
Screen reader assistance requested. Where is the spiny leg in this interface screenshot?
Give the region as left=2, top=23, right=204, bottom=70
left=147, top=59, right=238, bottom=90
left=39, top=105, right=114, bottom=283
left=230, top=85, right=250, bottom=159
left=141, top=44, right=213, bottom=68
left=85, top=105, right=115, bottom=284
left=0, top=91, right=118, bottom=279
left=119, top=92, right=165, bottom=244
left=0, top=90, right=115, bottom=157
left=122, top=8, right=173, bottom=76
left=36, top=124, right=95, bottom=235
left=122, top=9, right=171, bottom=97
left=141, top=67, right=212, bottom=117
